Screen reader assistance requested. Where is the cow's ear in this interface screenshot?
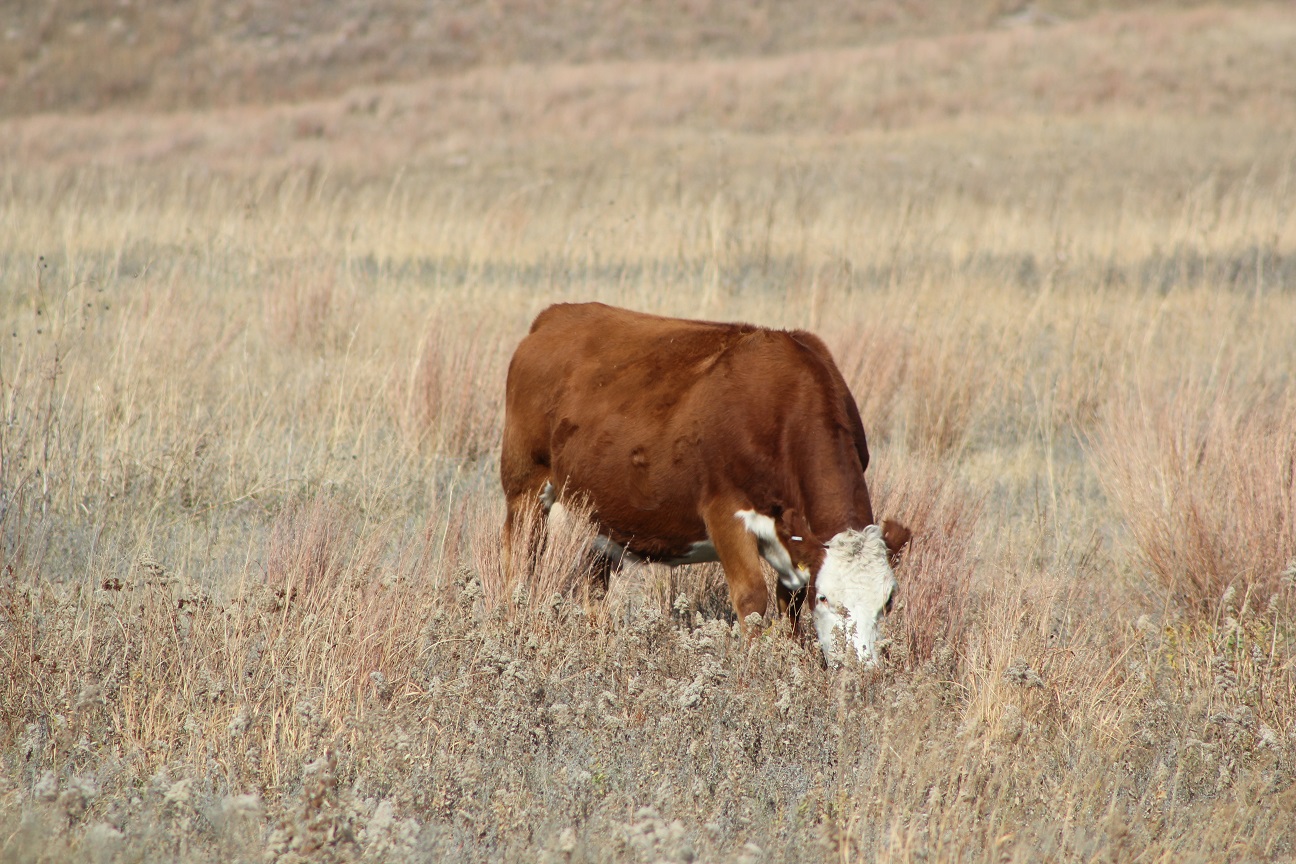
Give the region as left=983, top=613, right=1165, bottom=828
left=881, top=519, right=912, bottom=566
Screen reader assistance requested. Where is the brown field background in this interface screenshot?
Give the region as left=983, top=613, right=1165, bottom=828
left=2, top=2, right=1295, bottom=862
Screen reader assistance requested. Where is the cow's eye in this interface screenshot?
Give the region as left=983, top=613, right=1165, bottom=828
left=817, top=594, right=828, bottom=604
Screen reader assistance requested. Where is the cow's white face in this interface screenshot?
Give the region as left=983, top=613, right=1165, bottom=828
left=812, top=525, right=897, bottom=667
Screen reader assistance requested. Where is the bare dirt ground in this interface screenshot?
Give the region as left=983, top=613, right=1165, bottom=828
left=2, top=3, right=1295, bottom=862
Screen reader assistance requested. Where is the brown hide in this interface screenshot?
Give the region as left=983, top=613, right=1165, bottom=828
left=501, top=302, right=906, bottom=626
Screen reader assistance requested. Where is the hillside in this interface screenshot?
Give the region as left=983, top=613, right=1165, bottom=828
left=3, top=0, right=1215, bottom=117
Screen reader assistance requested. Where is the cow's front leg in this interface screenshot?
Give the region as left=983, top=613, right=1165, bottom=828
left=701, top=499, right=769, bottom=627
left=775, top=581, right=807, bottom=636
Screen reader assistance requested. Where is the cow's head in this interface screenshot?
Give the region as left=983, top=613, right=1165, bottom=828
left=809, top=521, right=908, bottom=667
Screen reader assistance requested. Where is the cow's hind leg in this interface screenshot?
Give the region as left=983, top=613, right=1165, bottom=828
left=502, top=485, right=549, bottom=579
left=701, top=499, right=769, bottom=629
left=500, top=445, right=553, bottom=581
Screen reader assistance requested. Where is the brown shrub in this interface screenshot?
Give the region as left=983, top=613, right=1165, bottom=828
left=396, top=317, right=507, bottom=459
left=262, top=494, right=439, bottom=713
left=262, top=264, right=350, bottom=352
left=826, top=317, right=995, bottom=458
left=870, top=451, right=982, bottom=668
left=266, top=495, right=355, bottom=608
left=1095, top=378, right=1296, bottom=616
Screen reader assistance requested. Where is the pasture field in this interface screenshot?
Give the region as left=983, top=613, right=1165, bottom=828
left=2, top=3, right=1296, bottom=861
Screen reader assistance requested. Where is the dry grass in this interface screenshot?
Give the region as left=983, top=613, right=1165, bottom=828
left=396, top=319, right=509, bottom=461
left=1096, top=374, right=1296, bottom=615
left=3, top=3, right=1296, bottom=862
left=871, top=453, right=982, bottom=669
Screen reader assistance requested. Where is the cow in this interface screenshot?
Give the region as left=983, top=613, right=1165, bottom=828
left=500, top=302, right=910, bottom=665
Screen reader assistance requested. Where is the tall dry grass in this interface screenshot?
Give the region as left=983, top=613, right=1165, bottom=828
left=395, top=318, right=510, bottom=461
left=871, top=453, right=982, bottom=669
left=1097, top=374, right=1296, bottom=615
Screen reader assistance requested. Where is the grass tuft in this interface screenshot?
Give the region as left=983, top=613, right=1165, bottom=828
left=873, top=453, right=981, bottom=669
left=1096, top=377, right=1296, bottom=617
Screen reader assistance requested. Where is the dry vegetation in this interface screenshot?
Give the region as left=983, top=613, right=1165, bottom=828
left=0, top=0, right=1218, bottom=116
left=2, top=3, right=1296, bottom=862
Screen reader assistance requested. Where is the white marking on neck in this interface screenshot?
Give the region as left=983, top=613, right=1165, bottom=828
left=734, top=509, right=807, bottom=591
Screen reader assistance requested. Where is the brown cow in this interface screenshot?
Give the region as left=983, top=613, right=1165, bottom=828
left=501, top=302, right=910, bottom=665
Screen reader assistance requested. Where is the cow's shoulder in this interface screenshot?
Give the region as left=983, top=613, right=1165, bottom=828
left=784, top=329, right=846, bottom=378
left=785, top=327, right=833, bottom=355
left=777, top=329, right=870, bottom=469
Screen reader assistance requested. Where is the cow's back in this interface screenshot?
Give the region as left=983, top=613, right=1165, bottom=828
left=516, top=302, right=757, bottom=388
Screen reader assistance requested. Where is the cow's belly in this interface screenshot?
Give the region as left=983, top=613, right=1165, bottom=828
left=591, top=534, right=720, bottom=568
left=586, top=503, right=713, bottom=563
left=548, top=417, right=711, bottom=560
left=540, top=478, right=710, bottom=564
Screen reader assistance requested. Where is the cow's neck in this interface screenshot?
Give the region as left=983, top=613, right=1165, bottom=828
left=793, top=433, right=875, bottom=538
